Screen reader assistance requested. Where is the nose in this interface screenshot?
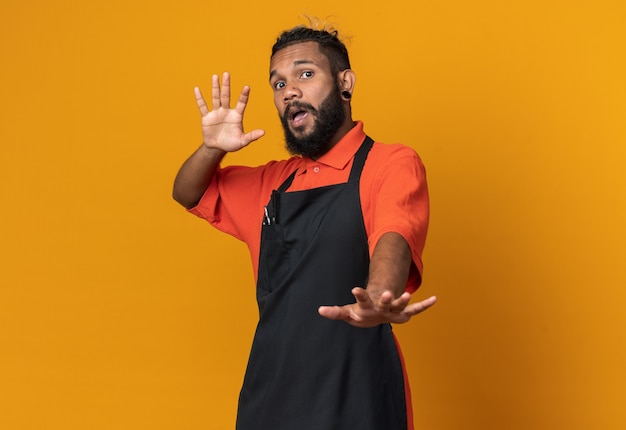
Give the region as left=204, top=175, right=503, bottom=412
left=283, top=85, right=302, bottom=103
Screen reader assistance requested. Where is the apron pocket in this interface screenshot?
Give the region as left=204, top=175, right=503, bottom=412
left=257, top=224, right=290, bottom=294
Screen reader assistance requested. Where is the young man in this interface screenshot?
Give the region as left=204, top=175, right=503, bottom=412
left=173, top=25, right=436, bottom=430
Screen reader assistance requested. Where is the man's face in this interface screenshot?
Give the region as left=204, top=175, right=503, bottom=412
left=269, top=41, right=345, bottom=158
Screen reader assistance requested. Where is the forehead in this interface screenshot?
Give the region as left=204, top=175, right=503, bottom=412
left=269, top=41, right=330, bottom=76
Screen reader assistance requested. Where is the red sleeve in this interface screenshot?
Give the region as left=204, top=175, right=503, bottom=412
left=189, top=164, right=264, bottom=242
left=362, top=144, right=429, bottom=293
left=187, top=159, right=301, bottom=278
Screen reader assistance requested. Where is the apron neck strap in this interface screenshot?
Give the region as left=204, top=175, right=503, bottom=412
left=348, top=135, right=374, bottom=183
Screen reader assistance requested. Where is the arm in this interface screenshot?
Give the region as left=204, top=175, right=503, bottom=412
left=172, top=72, right=265, bottom=209
left=318, top=232, right=436, bottom=328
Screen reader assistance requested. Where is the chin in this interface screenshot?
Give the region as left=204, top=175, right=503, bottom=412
left=290, top=123, right=311, bottom=135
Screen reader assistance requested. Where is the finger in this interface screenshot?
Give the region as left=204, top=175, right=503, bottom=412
left=194, top=87, right=209, bottom=116
left=403, top=296, right=438, bottom=316
left=234, top=85, right=251, bottom=115
left=318, top=305, right=349, bottom=321
left=211, top=74, right=221, bottom=110
left=352, top=287, right=375, bottom=310
left=374, top=290, right=394, bottom=312
left=389, top=292, right=412, bottom=313
left=220, top=71, right=231, bottom=109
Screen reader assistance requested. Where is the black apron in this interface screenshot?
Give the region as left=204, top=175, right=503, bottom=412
left=236, top=137, right=408, bottom=430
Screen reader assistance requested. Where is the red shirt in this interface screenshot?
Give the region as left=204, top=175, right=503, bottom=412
left=189, top=121, right=429, bottom=293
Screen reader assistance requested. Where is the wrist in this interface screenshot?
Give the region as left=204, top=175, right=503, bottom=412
left=200, top=143, right=227, bottom=157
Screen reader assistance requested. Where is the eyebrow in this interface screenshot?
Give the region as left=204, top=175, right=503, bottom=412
left=269, top=59, right=316, bottom=81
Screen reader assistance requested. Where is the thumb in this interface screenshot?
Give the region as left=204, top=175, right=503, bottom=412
left=242, top=129, right=265, bottom=146
left=318, top=305, right=346, bottom=321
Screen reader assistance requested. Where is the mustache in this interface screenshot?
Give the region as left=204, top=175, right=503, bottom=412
left=283, top=101, right=318, bottom=121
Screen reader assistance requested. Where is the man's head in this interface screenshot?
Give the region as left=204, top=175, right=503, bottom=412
left=269, top=25, right=356, bottom=159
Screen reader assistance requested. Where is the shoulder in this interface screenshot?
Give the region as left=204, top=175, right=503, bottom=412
left=218, top=156, right=304, bottom=186
left=365, top=141, right=426, bottom=179
left=258, top=157, right=304, bottom=182
left=369, top=141, right=423, bottom=162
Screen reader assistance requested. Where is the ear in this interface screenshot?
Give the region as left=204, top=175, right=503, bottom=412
left=338, top=69, right=356, bottom=99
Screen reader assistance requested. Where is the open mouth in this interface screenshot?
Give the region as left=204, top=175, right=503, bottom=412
left=292, top=110, right=308, bottom=123
left=282, top=102, right=316, bottom=131
left=290, top=109, right=309, bottom=128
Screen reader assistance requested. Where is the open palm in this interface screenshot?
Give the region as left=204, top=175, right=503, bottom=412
left=195, top=72, right=264, bottom=152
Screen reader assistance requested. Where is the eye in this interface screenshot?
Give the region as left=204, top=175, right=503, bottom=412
left=273, top=81, right=286, bottom=90
left=300, top=70, right=314, bottom=79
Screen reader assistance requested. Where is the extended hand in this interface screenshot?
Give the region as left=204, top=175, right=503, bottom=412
left=195, top=72, right=265, bottom=152
left=318, top=288, right=437, bottom=328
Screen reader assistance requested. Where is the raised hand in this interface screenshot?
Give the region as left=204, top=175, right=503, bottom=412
left=195, top=72, right=265, bottom=152
left=318, top=288, right=437, bottom=328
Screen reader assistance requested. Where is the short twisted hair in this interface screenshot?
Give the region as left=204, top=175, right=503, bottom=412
left=271, top=25, right=351, bottom=75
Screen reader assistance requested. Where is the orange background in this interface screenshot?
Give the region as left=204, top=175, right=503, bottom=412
left=1, top=1, right=625, bottom=429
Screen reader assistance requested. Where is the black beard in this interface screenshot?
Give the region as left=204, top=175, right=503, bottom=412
left=280, top=89, right=346, bottom=159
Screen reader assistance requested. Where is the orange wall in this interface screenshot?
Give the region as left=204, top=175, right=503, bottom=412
left=1, top=0, right=625, bottom=429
